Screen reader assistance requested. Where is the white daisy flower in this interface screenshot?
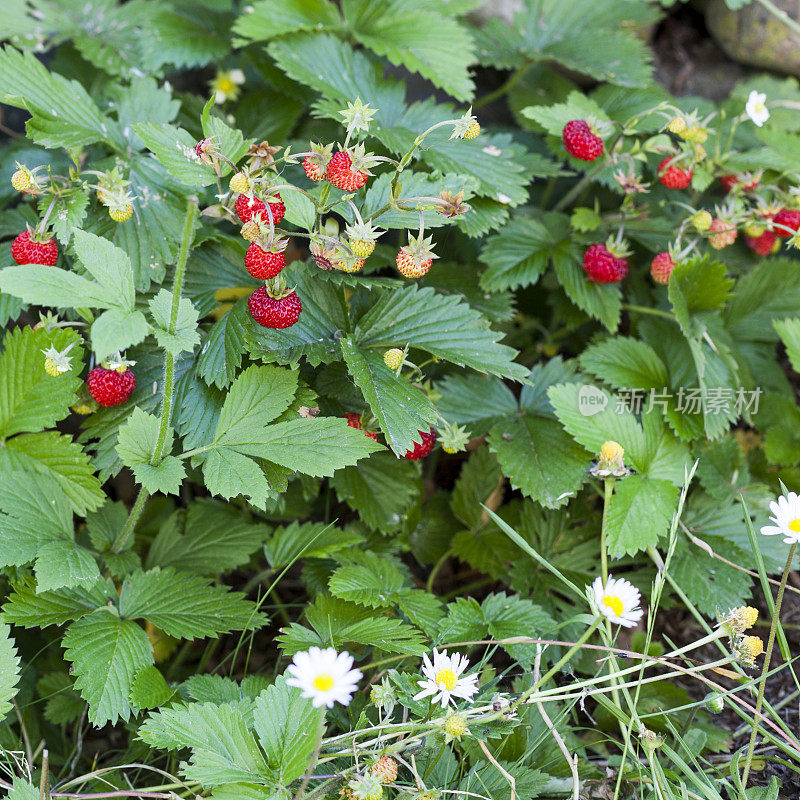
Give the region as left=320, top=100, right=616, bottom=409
left=591, top=575, right=643, bottom=628
left=413, top=649, right=479, bottom=708
left=745, top=91, right=769, bottom=127
left=285, top=647, right=362, bottom=708
left=760, top=491, right=800, bottom=544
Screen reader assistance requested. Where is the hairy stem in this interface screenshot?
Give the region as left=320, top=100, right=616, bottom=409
left=110, top=198, right=198, bottom=554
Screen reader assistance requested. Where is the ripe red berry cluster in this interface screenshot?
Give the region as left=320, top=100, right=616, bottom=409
left=582, top=243, right=628, bottom=284
left=86, top=367, right=136, bottom=407
left=562, top=120, right=604, bottom=162
left=11, top=230, right=59, bottom=266
left=248, top=286, right=302, bottom=329
left=657, top=157, right=692, bottom=190
left=235, top=192, right=285, bottom=225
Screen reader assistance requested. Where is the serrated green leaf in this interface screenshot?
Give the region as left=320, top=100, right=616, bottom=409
left=353, top=285, right=526, bottom=379
left=332, top=450, right=420, bottom=530
left=474, top=0, right=655, bottom=87
left=198, top=298, right=250, bottom=388
left=0, top=326, right=82, bottom=438
left=604, top=474, right=678, bottom=557
left=253, top=676, right=318, bottom=784
left=91, top=308, right=150, bottom=361
left=340, top=337, right=437, bottom=455
left=37, top=672, right=85, bottom=725
left=232, top=0, right=341, bottom=43
left=329, top=552, right=405, bottom=608
left=34, top=540, right=101, bottom=593
left=3, top=576, right=115, bottom=628
left=669, top=256, right=733, bottom=339
left=133, top=122, right=233, bottom=187
left=0, top=469, right=73, bottom=567
left=265, top=521, right=363, bottom=568
left=150, top=290, right=200, bottom=356
left=63, top=609, right=153, bottom=726
left=0, top=622, right=21, bottom=723
left=774, top=318, right=800, bottom=373
left=579, top=336, right=669, bottom=390
left=2, top=431, right=105, bottom=515
left=147, top=499, right=269, bottom=575
left=479, top=214, right=566, bottom=292
left=138, top=703, right=269, bottom=786
left=130, top=665, right=173, bottom=710
left=343, top=0, right=475, bottom=101
left=72, top=228, right=136, bottom=310
left=118, top=567, right=265, bottom=639
left=0, top=45, right=112, bottom=149
left=488, top=416, right=588, bottom=509
left=216, top=365, right=299, bottom=437
left=38, top=190, right=89, bottom=244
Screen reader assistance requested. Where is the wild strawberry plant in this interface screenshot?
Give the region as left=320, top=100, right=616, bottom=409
left=1, top=1, right=800, bottom=799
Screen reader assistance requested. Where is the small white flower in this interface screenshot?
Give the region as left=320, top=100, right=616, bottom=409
left=591, top=575, right=643, bottom=628
left=285, top=647, right=362, bottom=708
left=413, top=649, right=479, bottom=708
left=760, top=491, right=800, bottom=544
left=745, top=91, right=769, bottom=127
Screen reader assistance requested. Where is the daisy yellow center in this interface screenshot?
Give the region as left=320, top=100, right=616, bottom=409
left=434, top=668, right=457, bottom=691
left=789, top=518, right=800, bottom=533
left=313, top=673, right=334, bottom=691
left=602, top=594, right=624, bottom=616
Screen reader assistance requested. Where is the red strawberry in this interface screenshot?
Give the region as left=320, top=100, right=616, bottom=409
left=657, top=157, right=693, bottom=189
left=248, top=287, right=302, bottom=329
left=708, top=217, right=737, bottom=249
left=745, top=229, right=777, bottom=256
left=303, top=156, right=327, bottom=182
left=650, top=252, right=674, bottom=284
left=245, top=242, right=286, bottom=279
left=562, top=120, right=604, bottom=162
left=327, top=151, right=369, bottom=191
left=86, top=366, right=136, bottom=407
left=720, top=173, right=760, bottom=193
left=11, top=230, right=58, bottom=266
left=773, top=208, right=800, bottom=239
left=345, top=412, right=378, bottom=441
left=234, top=193, right=286, bottom=225
left=403, top=428, right=436, bottom=460
left=582, top=243, right=628, bottom=284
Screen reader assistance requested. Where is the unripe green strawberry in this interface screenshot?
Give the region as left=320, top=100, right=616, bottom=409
left=690, top=210, right=713, bottom=232
left=349, top=774, right=383, bottom=800
left=350, top=238, right=375, bottom=258
left=443, top=713, right=467, bottom=739
left=109, top=204, right=133, bottom=222
left=11, top=167, right=33, bottom=191
left=345, top=219, right=383, bottom=259
left=667, top=117, right=687, bottom=136
left=241, top=220, right=261, bottom=241
left=383, top=348, right=404, bottom=371
left=463, top=120, right=480, bottom=139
